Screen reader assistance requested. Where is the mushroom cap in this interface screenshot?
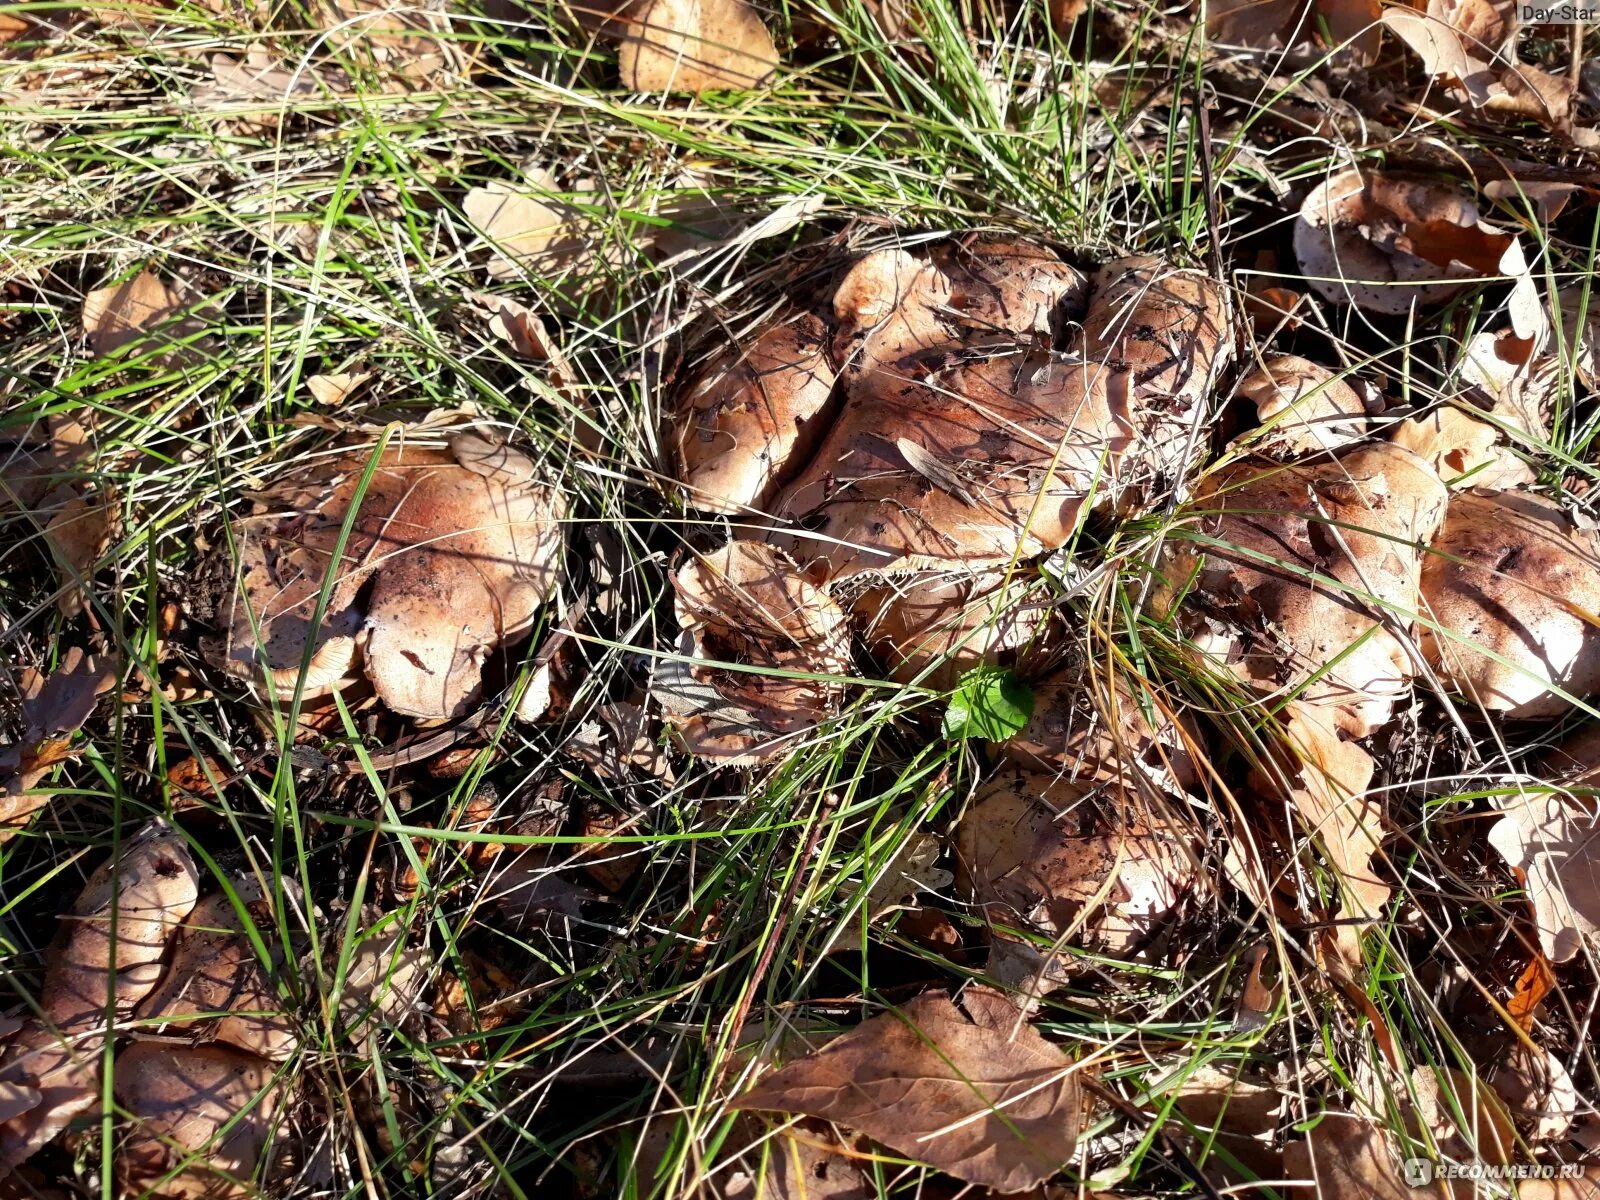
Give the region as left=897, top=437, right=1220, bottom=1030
left=114, top=1042, right=283, bottom=1200
left=953, top=771, right=1195, bottom=966
left=1234, top=354, right=1368, bottom=457
left=670, top=541, right=851, bottom=758
left=766, top=244, right=1206, bottom=583
left=998, top=677, right=1200, bottom=792
left=1159, top=442, right=1449, bottom=737
left=1294, top=170, right=1484, bottom=314
left=1419, top=488, right=1600, bottom=717
left=1076, top=256, right=1232, bottom=424
left=674, top=310, right=837, bottom=514
left=852, top=569, right=1061, bottom=690
left=138, top=881, right=298, bottom=1062
left=213, top=433, right=564, bottom=720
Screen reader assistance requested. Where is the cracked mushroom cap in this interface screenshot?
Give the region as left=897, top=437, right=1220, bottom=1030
left=1234, top=354, right=1369, bottom=457
left=765, top=247, right=1227, bottom=582
left=1419, top=488, right=1600, bottom=717
left=953, top=771, right=1195, bottom=977
left=210, top=432, right=564, bottom=720
left=1156, top=442, right=1448, bottom=738
left=852, top=569, right=1061, bottom=690
left=138, top=880, right=297, bottom=1062
left=114, top=1042, right=284, bottom=1200
left=668, top=540, right=851, bottom=760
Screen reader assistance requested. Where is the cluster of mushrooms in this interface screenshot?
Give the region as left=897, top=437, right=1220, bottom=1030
left=668, top=232, right=1600, bottom=985
left=0, top=823, right=288, bottom=1194
left=19, top=233, right=1586, bottom=1186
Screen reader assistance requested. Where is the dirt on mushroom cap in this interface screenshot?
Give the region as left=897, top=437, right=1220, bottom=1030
left=207, top=431, right=564, bottom=721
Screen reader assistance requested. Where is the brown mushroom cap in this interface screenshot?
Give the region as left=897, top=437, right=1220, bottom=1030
left=213, top=432, right=564, bottom=720
left=114, top=1042, right=283, bottom=1200
left=997, top=676, right=1200, bottom=793
left=138, top=881, right=297, bottom=1062
left=0, top=824, right=199, bottom=1166
left=669, top=540, right=851, bottom=759
left=852, top=569, right=1061, bottom=690
left=1157, top=442, right=1448, bottom=737
left=953, top=771, right=1195, bottom=974
left=674, top=310, right=837, bottom=514
left=1419, top=488, right=1600, bottom=717
left=1234, top=354, right=1368, bottom=456
left=767, top=250, right=1226, bottom=582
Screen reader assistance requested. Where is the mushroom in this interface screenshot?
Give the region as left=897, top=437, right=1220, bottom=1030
left=852, top=569, right=1062, bottom=690
left=1418, top=488, right=1600, bottom=717
left=1233, top=354, right=1369, bottom=457
left=1294, top=169, right=1540, bottom=337
left=1154, top=442, right=1449, bottom=738
left=205, top=430, right=564, bottom=721
left=0, top=823, right=199, bottom=1165
left=114, top=1042, right=284, bottom=1200
left=665, top=540, right=851, bottom=761
left=996, top=674, right=1200, bottom=793
left=953, top=771, right=1195, bottom=989
left=137, top=879, right=298, bottom=1062
left=767, top=251, right=1227, bottom=582
left=664, top=238, right=1233, bottom=757
left=673, top=310, right=836, bottom=514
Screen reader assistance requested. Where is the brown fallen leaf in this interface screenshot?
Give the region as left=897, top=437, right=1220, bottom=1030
left=1294, top=169, right=1542, bottom=337
left=1282, top=1115, right=1424, bottom=1199
left=1487, top=790, right=1600, bottom=963
left=81, top=270, right=207, bottom=361
left=1484, top=178, right=1588, bottom=223
left=43, top=488, right=115, bottom=616
left=1248, top=705, right=1386, bottom=970
left=732, top=988, right=1080, bottom=1193
left=204, top=45, right=348, bottom=103
left=1382, top=6, right=1581, bottom=139
left=0, top=823, right=199, bottom=1166
left=304, top=371, right=371, bottom=407
left=1489, top=1040, right=1577, bottom=1142
left=468, top=291, right=578, bottom=387
left=0, top=648, right=117, bottom=836
left=614, top=0, right=779, bottom=94
left=1208, top=0, right=1381, bottom=61
left=463, top=171, right=597, bottom=283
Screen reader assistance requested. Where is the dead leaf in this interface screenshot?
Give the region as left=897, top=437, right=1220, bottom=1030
left=1294, top=169, right=1543, bottom=337
left=463, top=175, right=595, bottom=282
left=1487, top=791, right=1600, bottom=963
left=305, top=371, right=371, bottom=407
left=1282, top=1115, right=1422, bottom=1199
left=0, top=649, right=117, bottom=836
left=1484, top=179, right=1587, bottom=223
left=732, top=988, right=1080, bottom=1193
left=1248, top=705, right=1385, bottom=969
left=614, top=0, right=779, bottom=94
left=469, top=292, right=577, bottom=387
left=1208, top=0, right=1380, bottom=60
left=1382, top=7, right=1579, bottom=138
left=1490, top=1040, right=1577, bottom=1141
left=205, top=46, right=347, bottom=102
left=43, top=489, right=115, bottom=616
left=566, top=702, right=673, bottom=782
left=81, top=270, right=205, bottom=361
